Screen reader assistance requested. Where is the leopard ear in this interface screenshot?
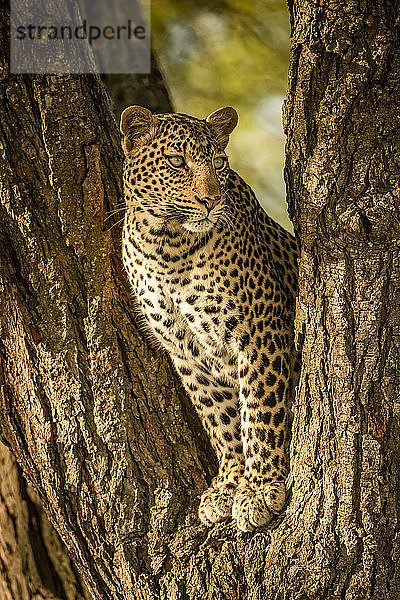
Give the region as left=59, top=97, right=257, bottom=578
left=120, top=105, right=159, bottom=155
left=206, top=107, right=238, bottom=149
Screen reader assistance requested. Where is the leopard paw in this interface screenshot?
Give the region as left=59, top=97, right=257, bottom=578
left=232, top=479, right=286, bottom=532
left=198, top=483, right=236, bottom=526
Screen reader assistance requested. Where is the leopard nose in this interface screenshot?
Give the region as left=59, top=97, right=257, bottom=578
left=196, top=195, right=222, bottom=211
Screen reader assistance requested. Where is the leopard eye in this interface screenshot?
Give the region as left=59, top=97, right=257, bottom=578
left=213, top=156, right=226, bottom=170
left=167, top=155, right=185, bottom=168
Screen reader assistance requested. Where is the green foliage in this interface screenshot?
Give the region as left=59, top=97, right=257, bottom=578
left=150, top=0, right=292, bottom=229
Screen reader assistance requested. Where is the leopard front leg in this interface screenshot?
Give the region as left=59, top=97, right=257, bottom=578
left=171, top=355, right=244, bottom=525
left=233, top=334, right=293, bottom=532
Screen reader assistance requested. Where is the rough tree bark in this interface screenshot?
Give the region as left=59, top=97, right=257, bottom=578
left=0, top=42, right=175, bottom=600
left=0, top=441, right=91, bottom=600
left=1, top=2, right=399, bottom=600
left=262, top=2, right=400, bottom=598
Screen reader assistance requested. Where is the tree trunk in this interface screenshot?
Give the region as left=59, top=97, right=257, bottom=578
left=1, top=4, right=174, bottom=594
left=261, top=2, right=400, bottom=598
left=0, top=441, right=90, bottom=600
left=1, top=2, right=400, bottom=600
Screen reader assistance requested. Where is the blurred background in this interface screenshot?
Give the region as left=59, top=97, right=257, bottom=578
left=150, top=0, right=291, bottom=230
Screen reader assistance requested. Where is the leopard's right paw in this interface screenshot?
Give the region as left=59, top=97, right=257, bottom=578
left=232, top=479, right=286, bottom=532
left=198, top=483, right=236, bottom=526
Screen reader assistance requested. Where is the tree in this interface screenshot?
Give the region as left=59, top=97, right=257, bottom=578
left=262, top=2, right=400, bottom=598
left=0, top=51, right=178, bottom=598
left=1, top=2, right=399, bottom=600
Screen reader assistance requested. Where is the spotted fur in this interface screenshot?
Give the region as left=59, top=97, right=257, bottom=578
left=120, top=105, right=298, bottom=532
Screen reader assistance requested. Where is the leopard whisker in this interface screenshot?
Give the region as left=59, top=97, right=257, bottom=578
left=106, top=216, right=125, bottom=232
left=104, top=207, right=126, bottom=221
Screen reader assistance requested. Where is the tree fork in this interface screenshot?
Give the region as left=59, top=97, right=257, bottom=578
left=1, top=2, right=400, bottom=600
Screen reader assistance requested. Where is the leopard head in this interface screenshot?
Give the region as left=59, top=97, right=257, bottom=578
left=120, top=106, right=238, bottom=233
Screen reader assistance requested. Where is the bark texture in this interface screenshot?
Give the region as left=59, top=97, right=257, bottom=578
left=0, top=441, right=90, bottom=600
left=262, top=1, right=400, bottom=598
left=1, top=2, right=400, bottom=600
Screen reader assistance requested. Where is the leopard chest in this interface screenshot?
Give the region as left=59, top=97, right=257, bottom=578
left=125, top=252, right=239, bottom=367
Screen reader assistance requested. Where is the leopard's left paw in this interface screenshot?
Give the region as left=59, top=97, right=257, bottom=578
left=232, top=479, right=286, bottom=532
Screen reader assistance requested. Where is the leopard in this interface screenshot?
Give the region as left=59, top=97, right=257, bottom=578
left=120, top=104, right=298, bottom=532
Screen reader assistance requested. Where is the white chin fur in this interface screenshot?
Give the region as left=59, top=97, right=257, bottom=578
left=183, top=220, right=216, bottom=233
